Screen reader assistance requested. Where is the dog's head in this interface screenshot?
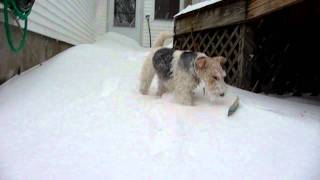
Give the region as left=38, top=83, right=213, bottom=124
left=195, top=55, right=227, bottom=101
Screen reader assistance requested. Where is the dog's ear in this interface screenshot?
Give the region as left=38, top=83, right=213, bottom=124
left=215, top=56, right=227, bottom=65
left=196, top=57, right=207, bottom=70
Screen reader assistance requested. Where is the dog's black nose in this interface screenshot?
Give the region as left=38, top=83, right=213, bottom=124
left=220, top=93, right=225, bottom=97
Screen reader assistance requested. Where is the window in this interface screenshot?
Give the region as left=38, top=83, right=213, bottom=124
left=155, top=0, right=180, bottom=20
left=114, top=0, right=136, bottom=27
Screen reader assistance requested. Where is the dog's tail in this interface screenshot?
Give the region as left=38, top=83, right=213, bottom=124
left=152, top=32, right=174, bottom=48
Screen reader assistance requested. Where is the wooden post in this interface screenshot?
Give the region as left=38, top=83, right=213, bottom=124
left=240, top=25, right=255, bottom=90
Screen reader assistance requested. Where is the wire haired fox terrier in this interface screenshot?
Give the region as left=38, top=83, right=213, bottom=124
left=139, top=32, right=227, bottom=105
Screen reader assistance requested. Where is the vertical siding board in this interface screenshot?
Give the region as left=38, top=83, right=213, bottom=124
left=24, top=0, right=97, bottom=44
left=142, top=0, right=175, bottom=47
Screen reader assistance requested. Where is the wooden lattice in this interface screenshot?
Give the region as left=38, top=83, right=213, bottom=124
left=173, top=1, right=320, bottom=96
left=174, top=25, right=245, bottom=87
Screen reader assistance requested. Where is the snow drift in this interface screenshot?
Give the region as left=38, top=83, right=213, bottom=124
left=1, top=32, right=320, bottom=180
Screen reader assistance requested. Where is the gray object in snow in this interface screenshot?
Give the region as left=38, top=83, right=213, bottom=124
left=228, top=96, right=240, bottom=116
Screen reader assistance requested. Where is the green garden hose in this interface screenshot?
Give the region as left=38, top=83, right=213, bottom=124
left=3, top=0, right=34, bottom=52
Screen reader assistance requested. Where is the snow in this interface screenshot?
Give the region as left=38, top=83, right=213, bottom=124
left=1, top=32, right=320, bottom=180
left=175, top=0, right=222, bottom=17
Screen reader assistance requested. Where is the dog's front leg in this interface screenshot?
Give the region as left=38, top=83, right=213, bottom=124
left=173, top=71, right=195, bottom=106
left=174, top=86, right=193, bottom=106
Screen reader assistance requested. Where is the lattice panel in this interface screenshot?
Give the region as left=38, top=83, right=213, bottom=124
left=174, top=25, right=243, bottom=86
left=174, top=7, right=320, bottom=96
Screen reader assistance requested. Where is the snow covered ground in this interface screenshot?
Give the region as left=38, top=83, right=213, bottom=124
left=1, top=33, right=320, bottom=180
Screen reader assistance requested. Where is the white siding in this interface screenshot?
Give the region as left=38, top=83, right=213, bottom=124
left=142, top=0, right=185, bottom=47
left=95, top=0, right=108, bottom=39
left=1, top=0, right=97, bottom=45
left=142, top=0, right=174, bottom=47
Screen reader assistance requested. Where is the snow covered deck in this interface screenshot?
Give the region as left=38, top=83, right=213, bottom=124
left=1, top=33, right=320, bottom=180
left=175, top=0, right=222, bottom=17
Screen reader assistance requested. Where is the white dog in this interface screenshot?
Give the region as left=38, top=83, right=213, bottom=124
left=139, top=32, right=227, bottom=105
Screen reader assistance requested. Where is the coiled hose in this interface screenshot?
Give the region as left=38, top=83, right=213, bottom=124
left=2, top=0, right=34, bottom=52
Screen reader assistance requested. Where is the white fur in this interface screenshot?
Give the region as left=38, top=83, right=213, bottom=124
left=139, top=48, right=157, bottom=95
left=171, top=51, right=199, bottom=105
left=139, top=32, right=174, bottom=95
left=152, top=32, right=174, bottom=48
left=139, top=32, right=227, bottom=106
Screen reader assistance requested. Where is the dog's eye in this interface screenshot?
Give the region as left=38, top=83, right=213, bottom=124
left=213, top=76, right=219, bottom=81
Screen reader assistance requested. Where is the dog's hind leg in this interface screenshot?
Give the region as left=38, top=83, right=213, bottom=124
left=156, top=79, right=167, bottom=96
left=139, top=54, right=156, bottom=95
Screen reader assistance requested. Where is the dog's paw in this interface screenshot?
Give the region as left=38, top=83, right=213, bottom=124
left=139, top=88, right=148, bottom=95
left=177, top=99, right=193, bottom=106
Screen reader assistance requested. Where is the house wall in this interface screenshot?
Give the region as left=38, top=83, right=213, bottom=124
left=30, top=0, right=97, bottom=45
left=107, top=0, right=144, bottom=43
left=0, top=0, right=97, bottom=85
left=0, top=21, right=72, bottom=85
left=95, top=0, right=108, bottom=39
left=1, top=0, right=97, bottom=45
left=142, top=0, right=184, bottom=47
